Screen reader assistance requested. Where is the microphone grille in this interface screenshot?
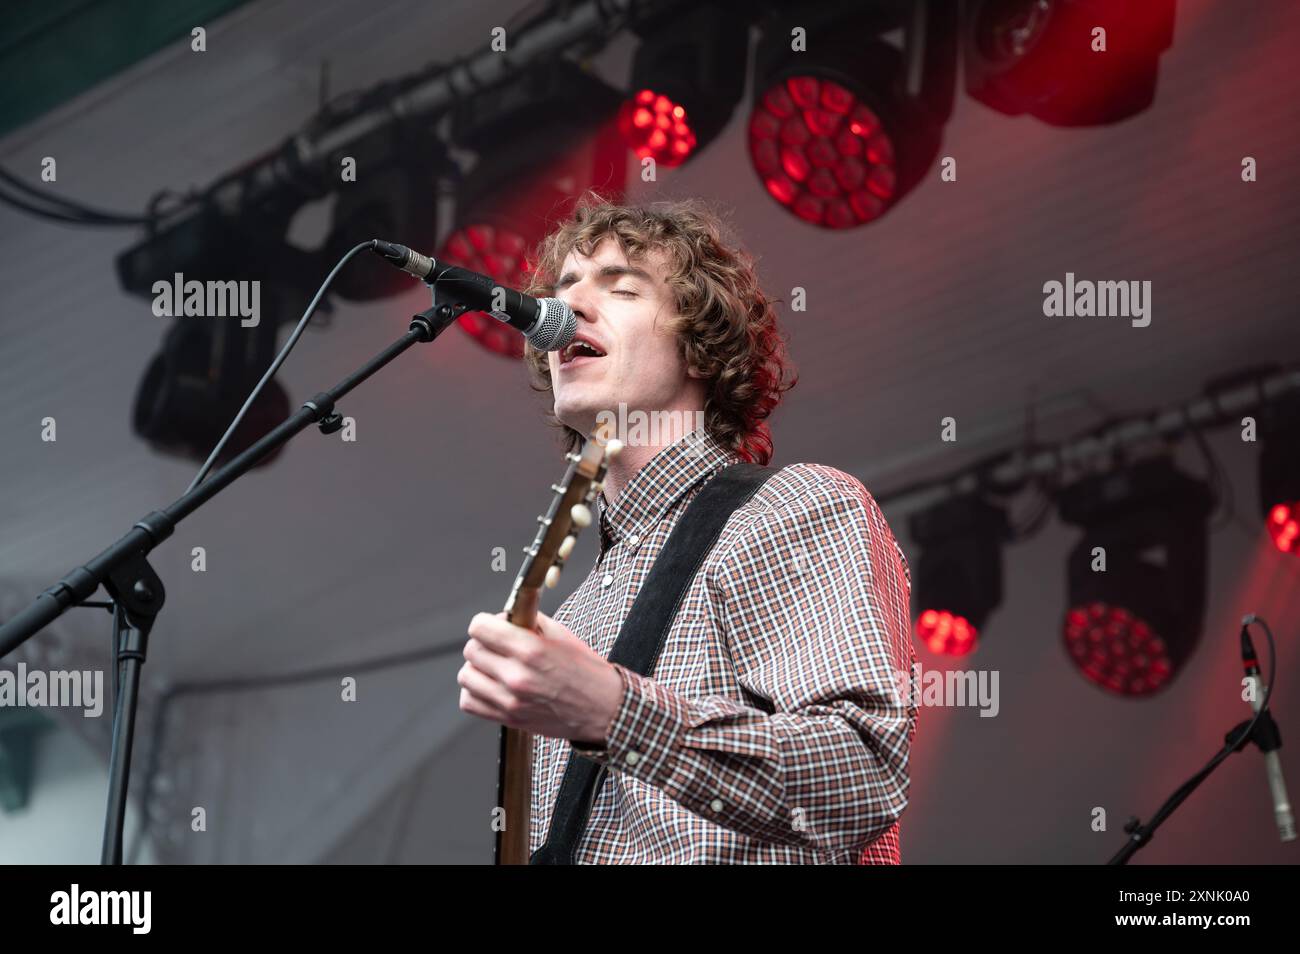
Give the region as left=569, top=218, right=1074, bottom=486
left=528, top=298, right=577, bottom=352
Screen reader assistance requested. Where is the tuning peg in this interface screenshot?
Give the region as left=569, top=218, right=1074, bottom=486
left=570, top=502, right=592, bottom=527
left=558, top=535, right=576, bottom=559
left=605, top=439, right=624, bottom=459
left=545, top=565, right=562, bottom=588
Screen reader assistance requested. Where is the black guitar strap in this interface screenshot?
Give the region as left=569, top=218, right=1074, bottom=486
left=530, top=461, right=775, bottom=865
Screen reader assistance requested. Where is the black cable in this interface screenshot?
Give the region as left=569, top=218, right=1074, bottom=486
left=110, top=603, right=123, bottom=709
left=186, top=240, right=374, bottom=492
left=1007, top=483, right=1053, bottom=541
left=0, top=185, right=124, bottom=225
left=0, top=166, right=151, bottom=225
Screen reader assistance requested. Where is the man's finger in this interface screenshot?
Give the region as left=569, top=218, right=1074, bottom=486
left=459, top=687, right=507, bottom=723
left=469, top=611, right=541, bottom=658
left=463, top=638, right=517, bottom=684
left=458, top=661, right=516, bottom=714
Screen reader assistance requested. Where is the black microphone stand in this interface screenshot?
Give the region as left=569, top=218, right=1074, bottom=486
left=1108, top=618, right=1281, bottom=864
left=1108, top=709, right=1283, bottom=864
left=0, top=294, right=468, bottom=864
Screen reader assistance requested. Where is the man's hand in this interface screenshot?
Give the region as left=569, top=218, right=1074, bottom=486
left=458, top=610, right=624, bottom=744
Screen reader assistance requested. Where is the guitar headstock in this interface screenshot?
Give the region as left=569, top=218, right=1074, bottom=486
left=504, top=424, right=623, bottom=617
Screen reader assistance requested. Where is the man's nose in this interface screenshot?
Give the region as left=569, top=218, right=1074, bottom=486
left=562, top=284, right=597, bottom=323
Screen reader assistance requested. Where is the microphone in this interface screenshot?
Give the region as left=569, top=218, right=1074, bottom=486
left=1240, top=620, right=1296, bottom=841
left=370, top=240, right=576, bottom=352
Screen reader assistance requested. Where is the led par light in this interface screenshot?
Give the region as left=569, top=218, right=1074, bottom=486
left=909, top=494, right=1008, bottom=656
left=1058, top=457, right=1214, bottom=696
left=747, top=0, right=954, bottom=228
left=619, top=4, right=749, bottom=168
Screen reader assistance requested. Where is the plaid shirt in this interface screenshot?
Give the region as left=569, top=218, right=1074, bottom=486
left=530, top=428, right=917, bottom=864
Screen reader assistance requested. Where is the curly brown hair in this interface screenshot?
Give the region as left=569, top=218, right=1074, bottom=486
left=522, top=193, right=796, bottom=466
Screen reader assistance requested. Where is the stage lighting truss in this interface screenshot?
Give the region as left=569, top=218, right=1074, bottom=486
left=747, top=0, right=956, bottom=228
left=963, top=0, right=1176, bottom=126
left=1057, top=456, right=1215, bottom=697
left=909, top=494, right=1009, bottom=657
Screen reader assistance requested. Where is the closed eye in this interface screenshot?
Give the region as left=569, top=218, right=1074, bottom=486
left=612, top=288, right=638, bottom=297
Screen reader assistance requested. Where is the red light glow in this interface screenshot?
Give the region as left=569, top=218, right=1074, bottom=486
left=439, top=224, right=531, bottom=359
left=618, top=89, right=697, bottom=168
left=1267, top=501, right=1300, bottom=554
left=916, top=609, right=978, bottom=657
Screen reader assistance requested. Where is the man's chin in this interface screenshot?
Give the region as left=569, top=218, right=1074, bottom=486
left=553, top=402, right=603, bottom=438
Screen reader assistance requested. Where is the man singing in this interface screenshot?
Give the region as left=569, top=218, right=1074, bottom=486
left=459, top=196, right=917, bottom=864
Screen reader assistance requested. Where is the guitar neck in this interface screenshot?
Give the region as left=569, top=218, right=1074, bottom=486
left=489, top=427, right=617, bottom=865
left=495, top=589, right=539, bottom=864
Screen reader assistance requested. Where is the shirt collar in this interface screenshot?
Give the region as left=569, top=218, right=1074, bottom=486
left=596, top=428, right=742, bottom=550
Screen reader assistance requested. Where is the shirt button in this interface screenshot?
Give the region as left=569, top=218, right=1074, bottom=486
left=601, top=573, right=614, bottom=587
left=625, top=751, right=641, bottom=766
left=710, top=798, right=724, bottom=813
left=627, top=534, right=639, bottom=547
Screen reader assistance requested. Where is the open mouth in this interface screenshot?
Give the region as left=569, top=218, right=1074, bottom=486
left=559, top=338, right=608, bottom=367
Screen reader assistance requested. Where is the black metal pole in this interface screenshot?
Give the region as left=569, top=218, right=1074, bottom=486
left=102, top=620, right=147, bottom=864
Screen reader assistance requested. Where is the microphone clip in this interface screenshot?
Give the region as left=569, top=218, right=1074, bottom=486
left=1227, top=709, right=1283, bottom=756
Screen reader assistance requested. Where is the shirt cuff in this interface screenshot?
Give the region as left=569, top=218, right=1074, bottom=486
left=568, top=663, right=690, bottom=789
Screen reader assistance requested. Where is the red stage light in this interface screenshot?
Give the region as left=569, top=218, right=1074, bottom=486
left=1267, top=501, right=1300, bottom=554
left=438, top=224, right=532, bottom=359
left=748, top=75, right=897, bottom=229
left=916, top=609, right=978, bottom=657
left=619, top=89, right=697, bottom=168
left=964, top=0, right=1176, bottom=127
left=1063, top=602, right=1173, bottom=696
